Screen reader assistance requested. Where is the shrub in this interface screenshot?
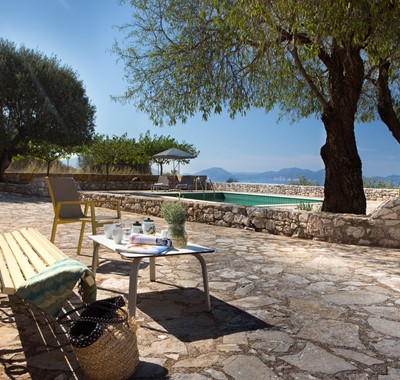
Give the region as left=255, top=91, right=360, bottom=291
left=296, top=202, right=321, bottom=212
left=161, top=201, right=186, bottom=225
left=289, top=175, right=320, bottom=186
left=362, top=176, right=396, bottom=189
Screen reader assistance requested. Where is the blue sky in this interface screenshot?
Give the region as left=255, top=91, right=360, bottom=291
left=1, top=0, right=399, bottom=177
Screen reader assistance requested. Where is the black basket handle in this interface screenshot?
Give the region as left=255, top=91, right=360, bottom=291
left=57, top=296, right=128, bottom=324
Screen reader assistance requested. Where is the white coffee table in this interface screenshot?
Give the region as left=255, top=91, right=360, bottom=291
left=88, top=234, right=214, bottom=316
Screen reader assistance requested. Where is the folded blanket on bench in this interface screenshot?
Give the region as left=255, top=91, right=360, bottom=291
left=16, top=258, right=96, bottom=317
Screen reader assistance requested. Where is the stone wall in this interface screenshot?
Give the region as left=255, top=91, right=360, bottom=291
left=2, top=175, right=395, bottom=201
left=0, top=174, right=197, bottom=196
left=0, top=174, right=211, bottom=195
left=213, top=182, right=398, bottom=201
left=82, top=191, right=400, bottom=249
left=2, top=172, right=151, bottom=183
left=0, top=173, right=158, bottom=195
left=1, top=175, right=400, bottom=248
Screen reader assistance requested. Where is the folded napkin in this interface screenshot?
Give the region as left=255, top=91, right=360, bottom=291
left=16, top=258, right=96, bottom=317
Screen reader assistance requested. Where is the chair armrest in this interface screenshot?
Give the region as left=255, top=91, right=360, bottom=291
left=93, top=199, right=121, bottom=218
left=54, top=200, right=95, bottom=219
left=55, top=200, right=93, bottom=206
left=93, top=200, right=120, bottom=207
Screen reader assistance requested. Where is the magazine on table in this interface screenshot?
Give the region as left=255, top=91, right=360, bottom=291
left=116, top=234, right=172, bottom=256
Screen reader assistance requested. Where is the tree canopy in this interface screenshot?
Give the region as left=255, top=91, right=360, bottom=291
left=113, top=0, right=400, bottom=214
left=0, top=39, right=96, bottom=180
left=80, top=134, right=132, bottom=179
left=136, top=131, right=199, bottom=174
left=25, top=141, right=74, bottom=176
left=80, top=131, right=199, bottom=177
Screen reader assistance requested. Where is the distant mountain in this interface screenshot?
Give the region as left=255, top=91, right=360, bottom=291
left=195, top=167, right=326, bottom=185
left=195, top=167, right=234, bottom=182
left=195, top=167, right=400, bottom=186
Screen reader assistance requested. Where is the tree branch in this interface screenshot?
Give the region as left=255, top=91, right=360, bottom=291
left=290, top=32, right=329, bottom=109
left=276, top=25, right=332, bottom=69
left=376, top=60, right=400, bottom=144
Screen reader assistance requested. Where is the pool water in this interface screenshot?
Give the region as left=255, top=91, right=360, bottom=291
left=157, top=192, right=323, bottom=207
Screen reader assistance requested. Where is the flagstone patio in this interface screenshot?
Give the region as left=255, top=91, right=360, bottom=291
left=1, top=192, right=400, bottom=379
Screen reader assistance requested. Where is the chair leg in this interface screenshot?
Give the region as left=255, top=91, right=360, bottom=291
left=77, top=221, right=86, bottom=255
left=50, top=220, right=58, bottom=243
left=92, top=223, right=99, bottom=267
left=91, top=222, right=97, bottom=236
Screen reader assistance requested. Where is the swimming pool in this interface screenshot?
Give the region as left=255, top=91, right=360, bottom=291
left=155, top=191, right=323, bottom=207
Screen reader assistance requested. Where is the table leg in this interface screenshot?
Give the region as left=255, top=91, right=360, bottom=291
left=91, top=243, right=100, bottom=276
left=191, top=254, right=211, bottom=311
left=128, top=258, right=143, bottom=317
left=149, top=257, right=156, bottom=281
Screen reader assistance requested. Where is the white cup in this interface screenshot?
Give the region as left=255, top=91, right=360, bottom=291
left=113, top=227, right=123, bottom=244
left=104, top=224, right=114, bottom=239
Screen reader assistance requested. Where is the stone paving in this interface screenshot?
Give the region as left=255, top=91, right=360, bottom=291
left=1, top=192, right=400, bottom=379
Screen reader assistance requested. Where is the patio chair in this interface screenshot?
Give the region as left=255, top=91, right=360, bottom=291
left=151, top=175, right=170, bottom=191
left=175, top=175, right=193, bottom=191
left=46, top=176, right=121, bottom=254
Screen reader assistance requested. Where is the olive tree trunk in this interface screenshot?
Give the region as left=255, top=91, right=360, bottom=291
left=320, top=108, right=366, bottom=214
left=318, top=43, right=366, bottom=214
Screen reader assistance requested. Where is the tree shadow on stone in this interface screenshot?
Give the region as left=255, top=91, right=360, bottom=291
left=0, top=194, right=49, bottom=204
left=3, top=294, right=169, bottom=380
left=137, top=287, right=272, bottom=342
left=130, top=360, right=168, bottom=379
left=2, top=294, right=84, bottom=379
left=94, top=258, right=151, bottom=276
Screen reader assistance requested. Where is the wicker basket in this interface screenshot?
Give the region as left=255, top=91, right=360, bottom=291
left=73, top=313, right=139, bottom=380
left=59, top=297, right=139, bottom=380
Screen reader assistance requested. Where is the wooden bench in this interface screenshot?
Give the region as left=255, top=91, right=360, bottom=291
left=0, top=227, right=94, bottom=295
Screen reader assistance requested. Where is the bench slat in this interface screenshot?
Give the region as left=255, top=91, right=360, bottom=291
left=5, top=233, right=36, bottom=280
left=22, top=228, right=65, bottom=265
left=1, top=227, right=95, bottom=294
left=0, top=234, right=25, bottom=292
left=11, top=230, right=47, bottom=273
left=28, top=228, right=66, bottom=260
left=0, top=238, right=16, bottom=294
left=21, top=229, right=94, bottom=288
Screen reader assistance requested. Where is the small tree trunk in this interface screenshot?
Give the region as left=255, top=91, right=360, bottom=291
left=0, top=152, right=11, bottom=182
left=320, top=108, right=366, bottom=214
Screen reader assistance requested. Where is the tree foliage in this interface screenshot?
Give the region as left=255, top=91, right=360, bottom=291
left=9, top=156, right=72, bottom=174
left=0, top=39, right=96, bottom=180
left=136, top=131, right=199, bottom=174
left=80, top=131, right=199, bottom=177
left=25, top=142, right=74, bottom=176
left=80, top=134, right=133, bottom=179
left=289, top=176, right=320, bottom=186
left=113, top=0, right=400, bottom=214
left=363, top=176, right=396, bottom=189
